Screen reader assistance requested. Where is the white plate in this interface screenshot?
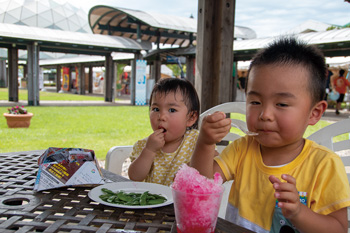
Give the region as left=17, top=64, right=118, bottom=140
left=88, top=182, right=173, bottom=209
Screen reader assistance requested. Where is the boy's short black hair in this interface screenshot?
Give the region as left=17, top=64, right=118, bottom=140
left=340, top=69, right=345, bottom=76
left=247, top=37, right=327, bottom=105
left=149, top=78, right=200, bottom=129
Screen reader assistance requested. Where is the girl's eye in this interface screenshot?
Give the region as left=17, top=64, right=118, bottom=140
left=152, top=107, right=159, bottom=112
left=169, top=108, right=176, bottom=113
left=250, top=101, right=260, bottom=105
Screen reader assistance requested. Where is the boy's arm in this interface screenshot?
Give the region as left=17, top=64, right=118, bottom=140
left=190, top=112, right=231, bottom=179
left=292, top=206, right=347, bottom=233
left=270, top=175, right=348, bottom=233
left=128, top=129, right=165, bottom=181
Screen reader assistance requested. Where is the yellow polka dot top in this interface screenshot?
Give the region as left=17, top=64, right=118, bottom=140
left=130, top=129, right=199, bottom=186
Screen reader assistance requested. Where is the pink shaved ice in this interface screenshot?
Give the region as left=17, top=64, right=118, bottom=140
left=171, top=164, right=223, bottom=194
left=171, top=164, right=224, bottom=232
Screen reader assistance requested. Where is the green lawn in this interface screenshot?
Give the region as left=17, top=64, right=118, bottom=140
left=0, top=88, right=348, bottom=161
left=0, top=106, right=152, bottom=160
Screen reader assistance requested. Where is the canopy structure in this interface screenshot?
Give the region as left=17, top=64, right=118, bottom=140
left=88, top=5, right=256, bottom=48
left=232, top=27, right=350, bottom=60
left=147, top=27, right=350, bottom=62
left=0, top=23, right=152, bottom=55
left=0, top=22, right=152, bottom=105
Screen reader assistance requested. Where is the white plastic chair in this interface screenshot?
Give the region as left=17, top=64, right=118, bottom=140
left=198, top=102, right=247, bottom=218
left=105, top=146, right=133, bottom=177
left=307, top=118, right=350, bottom=228
left=307, top=118, right=350, bottom=181
left=199, top=101, right=246, bottom=153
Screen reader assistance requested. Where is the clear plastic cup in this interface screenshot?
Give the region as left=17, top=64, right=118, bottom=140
left=172, top=187, right=224, bottom=233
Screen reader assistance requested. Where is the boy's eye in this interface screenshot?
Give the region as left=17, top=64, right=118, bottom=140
left=169, top=108, right=176, bottom=113
left=277, top=103, right=288, bottom=107
left=152, top=107, right=159, bottom=112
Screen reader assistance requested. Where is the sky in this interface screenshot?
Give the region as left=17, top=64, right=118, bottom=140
left=60, top=0, right=350, bottom=38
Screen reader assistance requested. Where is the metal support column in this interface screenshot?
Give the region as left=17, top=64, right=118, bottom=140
left=0, top=60, right=6, bottom=88
left=79, top=64, right=85, bottom=95
left=88, top=66, right=93, bottom=94
left=56, top=65, right=61, bottom=92
left=8, top=46, right=18, bottom=102
left=27, top=42, right=40, bottom=106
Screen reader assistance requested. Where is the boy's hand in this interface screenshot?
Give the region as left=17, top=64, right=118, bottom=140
left=145, top=129, right=165, bottom=153
left=198, top=111, right=231, bottom=145
left=269, top=174, right=301, bottom=219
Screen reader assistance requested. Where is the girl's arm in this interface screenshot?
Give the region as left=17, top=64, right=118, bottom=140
left=191, top=112, right=231, bottom=179
left=128, top=129, right=165, bottom=181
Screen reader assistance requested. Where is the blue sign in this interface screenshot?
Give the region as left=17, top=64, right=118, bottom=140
left=135, top=60, right=147, bottom=105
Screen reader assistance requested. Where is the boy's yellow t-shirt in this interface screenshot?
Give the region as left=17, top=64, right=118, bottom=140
left=215, top=136, right=350, bottom=233
left=130, top=129, right=199, bottom=186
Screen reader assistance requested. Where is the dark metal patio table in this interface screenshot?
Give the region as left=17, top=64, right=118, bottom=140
left=0, top=151, right=254, bottom=233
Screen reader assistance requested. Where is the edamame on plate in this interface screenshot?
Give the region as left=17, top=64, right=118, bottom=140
left=88, top=182, right=173, bottom=209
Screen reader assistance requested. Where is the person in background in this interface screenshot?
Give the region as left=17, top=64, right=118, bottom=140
left=324, top=64, right=333, bottom=101
left=236, top=71, right=247, bottom=101
left=333, top=69, right=350, bottom=115
left=238, top=71, right=247, bottom=91
left=191, top=37, right=350, bottom=233
left=128, top=78, right=200, bottom=186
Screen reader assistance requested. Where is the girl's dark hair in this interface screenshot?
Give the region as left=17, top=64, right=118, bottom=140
left=247, top=37, right=326, bottom=104
left=149, top=78, right=200, bottom=129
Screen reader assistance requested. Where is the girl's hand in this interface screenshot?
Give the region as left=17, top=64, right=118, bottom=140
left=145, top=129, right=165, bottom=153
left=269, top=174, right=301, bottom=219
left=198, top=111, right=231, bottom=145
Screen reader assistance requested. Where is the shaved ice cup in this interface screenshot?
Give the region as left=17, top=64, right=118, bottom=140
left=171, top=187, right=224, bottom=233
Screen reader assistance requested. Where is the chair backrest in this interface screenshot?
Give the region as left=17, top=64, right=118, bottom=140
left=307, top=118, right=350, bottom=152
left=307, top=118, right=350, bottom=181
left=199, top=102, right=246, bottom=153
left=105, top=145, right=133, bottom=176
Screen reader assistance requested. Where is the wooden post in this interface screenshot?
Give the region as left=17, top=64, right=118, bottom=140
left=195, top=0, right=235, bottom=113
left=104, top=54, right=114, bottom=102
left=151, top=60, right=161, bottom=83
left=8, top=47, right=18, bottom=102
left=186, top=55, right=195, bottom=85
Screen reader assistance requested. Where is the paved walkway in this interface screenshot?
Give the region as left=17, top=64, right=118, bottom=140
left=1, top=98, right=349, bottom=121
left=0, top=99, right=131, bottom=106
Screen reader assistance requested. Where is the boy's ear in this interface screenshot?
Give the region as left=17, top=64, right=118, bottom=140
left=186, top=111, right=198, bottom=127
left=308, top=100, right=327, bottom=126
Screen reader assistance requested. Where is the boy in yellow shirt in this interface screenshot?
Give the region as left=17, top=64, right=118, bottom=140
left=191, top=37, right=350, bottom=233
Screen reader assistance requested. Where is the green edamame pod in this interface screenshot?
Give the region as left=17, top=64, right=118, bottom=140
left=140, top=191, right=149, bottom=205
left=147, top=199, right=166, bottom=205
left=98, top=188, right=167, bottom=206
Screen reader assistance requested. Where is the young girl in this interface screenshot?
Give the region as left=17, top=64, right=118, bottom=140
left=128, top=78, right=200, bottom=186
